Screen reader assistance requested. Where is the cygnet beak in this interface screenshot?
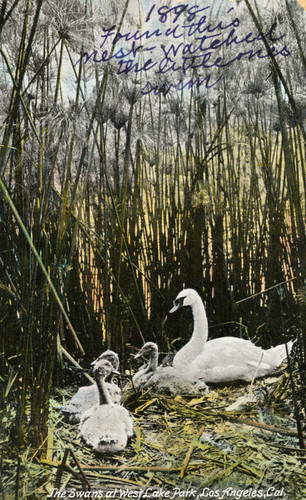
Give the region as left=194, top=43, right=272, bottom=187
left=112, top=368, right=121, bottom=375
left=134, top=348, right=145, bottom=359
left=91, top=355, right=103, bottom=366
left=169, top=304, right=179, bottom=314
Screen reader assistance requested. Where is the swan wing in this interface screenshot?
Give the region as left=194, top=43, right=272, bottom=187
left=188, top=337, right=291, bottom=382
left=61, top=385, right=99, bottom=423
left=143, top=366, right=209, bottom=396
left=106, top=381, right=122, bottom=404
left=80, top=405, right=131, bottom=453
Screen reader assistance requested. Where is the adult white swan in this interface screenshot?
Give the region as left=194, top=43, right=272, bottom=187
left=170, top=289, right=293, bottom=383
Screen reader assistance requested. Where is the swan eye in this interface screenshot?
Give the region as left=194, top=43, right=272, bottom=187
left=174, top=297, right=185, bottom=307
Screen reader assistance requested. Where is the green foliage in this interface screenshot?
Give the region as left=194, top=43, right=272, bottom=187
left=0, top=0, right=304, bottom=455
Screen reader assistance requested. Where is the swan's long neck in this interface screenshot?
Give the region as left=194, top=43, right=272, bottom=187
left=173, top=295, right=208, bottom=369
left=190, top=299, right=208, bottom=345
left=148, top=348, right=158, bottom=372
left=140, top=348, right=158, bottom=375
left=96, top=374, right=112, bottom=405
left=133, top=346, right=159, bottom=385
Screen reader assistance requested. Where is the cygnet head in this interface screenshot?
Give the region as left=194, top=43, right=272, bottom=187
left=91, top=350, right=120, bottom=370
left=169, top=289, right=201, bottom=313
left=134, top=342, right=158, bottom=360
left=93, top=358, right=120, bottom=381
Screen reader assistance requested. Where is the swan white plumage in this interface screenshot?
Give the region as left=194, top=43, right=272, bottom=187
left=61, top=350, right=122, bottom=424
left=91, top=350, right=120, bottom=370
left=170, top=289, right=293, bottom=383
left=133, top=342, right=209, bottom=395
left=80, top=359, right=134, bottom=453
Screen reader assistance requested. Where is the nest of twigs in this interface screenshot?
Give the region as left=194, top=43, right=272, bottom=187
left=1, top=370, right=305, bottom=499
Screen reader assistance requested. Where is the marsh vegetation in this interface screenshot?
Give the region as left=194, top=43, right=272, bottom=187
left=0, top=0, right=305, bottom=498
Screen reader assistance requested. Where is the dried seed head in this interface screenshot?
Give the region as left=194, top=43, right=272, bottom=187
left=109, top=106, right=129, bottom=130
left=124, top=83, right=142, bottom=105
left=42, top=0, right=97, bottom=49
left=95, top=103, right=110, bottom=124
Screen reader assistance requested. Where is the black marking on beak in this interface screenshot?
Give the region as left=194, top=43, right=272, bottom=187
left=174, top=297, right=185, bottom=308
left=169, top=295, right=186, bottom=313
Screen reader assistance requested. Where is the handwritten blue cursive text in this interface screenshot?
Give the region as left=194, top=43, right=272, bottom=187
left=75, top=3, right=290, bottom=96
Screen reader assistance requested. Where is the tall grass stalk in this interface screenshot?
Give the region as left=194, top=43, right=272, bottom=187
left=0, top=0, right=304, bottom=452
